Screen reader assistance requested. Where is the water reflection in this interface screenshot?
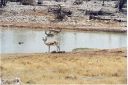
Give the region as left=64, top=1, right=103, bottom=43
left=0, top=29, right=127, bottom=53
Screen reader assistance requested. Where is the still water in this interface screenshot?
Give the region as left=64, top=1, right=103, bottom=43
left=0, top=29, right=127, bottom=53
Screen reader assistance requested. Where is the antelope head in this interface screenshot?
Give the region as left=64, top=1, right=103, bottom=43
left=42, top=37, right=47, bottom=42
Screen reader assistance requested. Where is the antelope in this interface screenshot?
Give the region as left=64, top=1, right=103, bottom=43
left=44, top=28, right=61, bottom=37
left=42, top=37, right=60, bottom=52
left=45, top=30, right=54, bottom=37
left=49, top=28, right=62, bottom=34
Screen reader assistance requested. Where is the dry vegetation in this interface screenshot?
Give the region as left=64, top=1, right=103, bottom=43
left=0, top=48, right=127, bottom=84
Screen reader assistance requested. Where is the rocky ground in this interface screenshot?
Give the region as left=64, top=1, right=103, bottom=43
left=0, top=1, right=127, bottom=32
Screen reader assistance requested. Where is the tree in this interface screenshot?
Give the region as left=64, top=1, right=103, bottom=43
left=0, top=0, right=6, bottom=7
left=102, top=0, right=105, bottom=6
left=118, top=0, right=127, bottom=11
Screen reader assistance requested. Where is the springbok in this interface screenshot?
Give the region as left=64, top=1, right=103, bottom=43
left=45, top=30, right=54, bottom=37
left=49, top=28, right=62, bottom=34
left=42, top=37, right=60, bottom=52
left=45, top=28, right=61, bottom=37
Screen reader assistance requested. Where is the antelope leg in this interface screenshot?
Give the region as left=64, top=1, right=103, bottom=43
left=57, top=46, right=60, bottom=52
left=48, top=46, right=50, bottom=53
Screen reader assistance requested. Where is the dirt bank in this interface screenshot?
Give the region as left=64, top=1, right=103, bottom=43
left=0, top=21, right=126, bottom=32
left=0, top=48, right=127, bottom=84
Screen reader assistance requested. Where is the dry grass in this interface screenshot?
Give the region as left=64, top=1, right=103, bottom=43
left=0, top=48, right=127, bottom=84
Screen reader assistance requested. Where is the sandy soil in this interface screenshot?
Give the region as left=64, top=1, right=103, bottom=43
left=0, top=48, right=127, bottom=84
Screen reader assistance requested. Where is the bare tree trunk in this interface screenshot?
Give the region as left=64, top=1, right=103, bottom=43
left=0, top=0, right=6, bottom=7
left=102, top=0, right=105, bottom=6
left=117, top=0, right=127, bottom=11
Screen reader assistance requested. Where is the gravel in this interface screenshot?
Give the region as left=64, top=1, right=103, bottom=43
left=0, top=1, right=126, bottom=24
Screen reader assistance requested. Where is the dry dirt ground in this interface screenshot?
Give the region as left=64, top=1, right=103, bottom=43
left=0, top=48, right=127, bottom=84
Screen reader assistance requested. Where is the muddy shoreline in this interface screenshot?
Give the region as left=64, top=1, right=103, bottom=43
left=1, top=48, right=126, bottom=57
left=0, top=22, right=126, bottom=33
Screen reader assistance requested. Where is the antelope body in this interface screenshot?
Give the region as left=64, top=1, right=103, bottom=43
left=45, top=28, right=61, bottom=37
left=42, top=36, right=60, bottom=52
